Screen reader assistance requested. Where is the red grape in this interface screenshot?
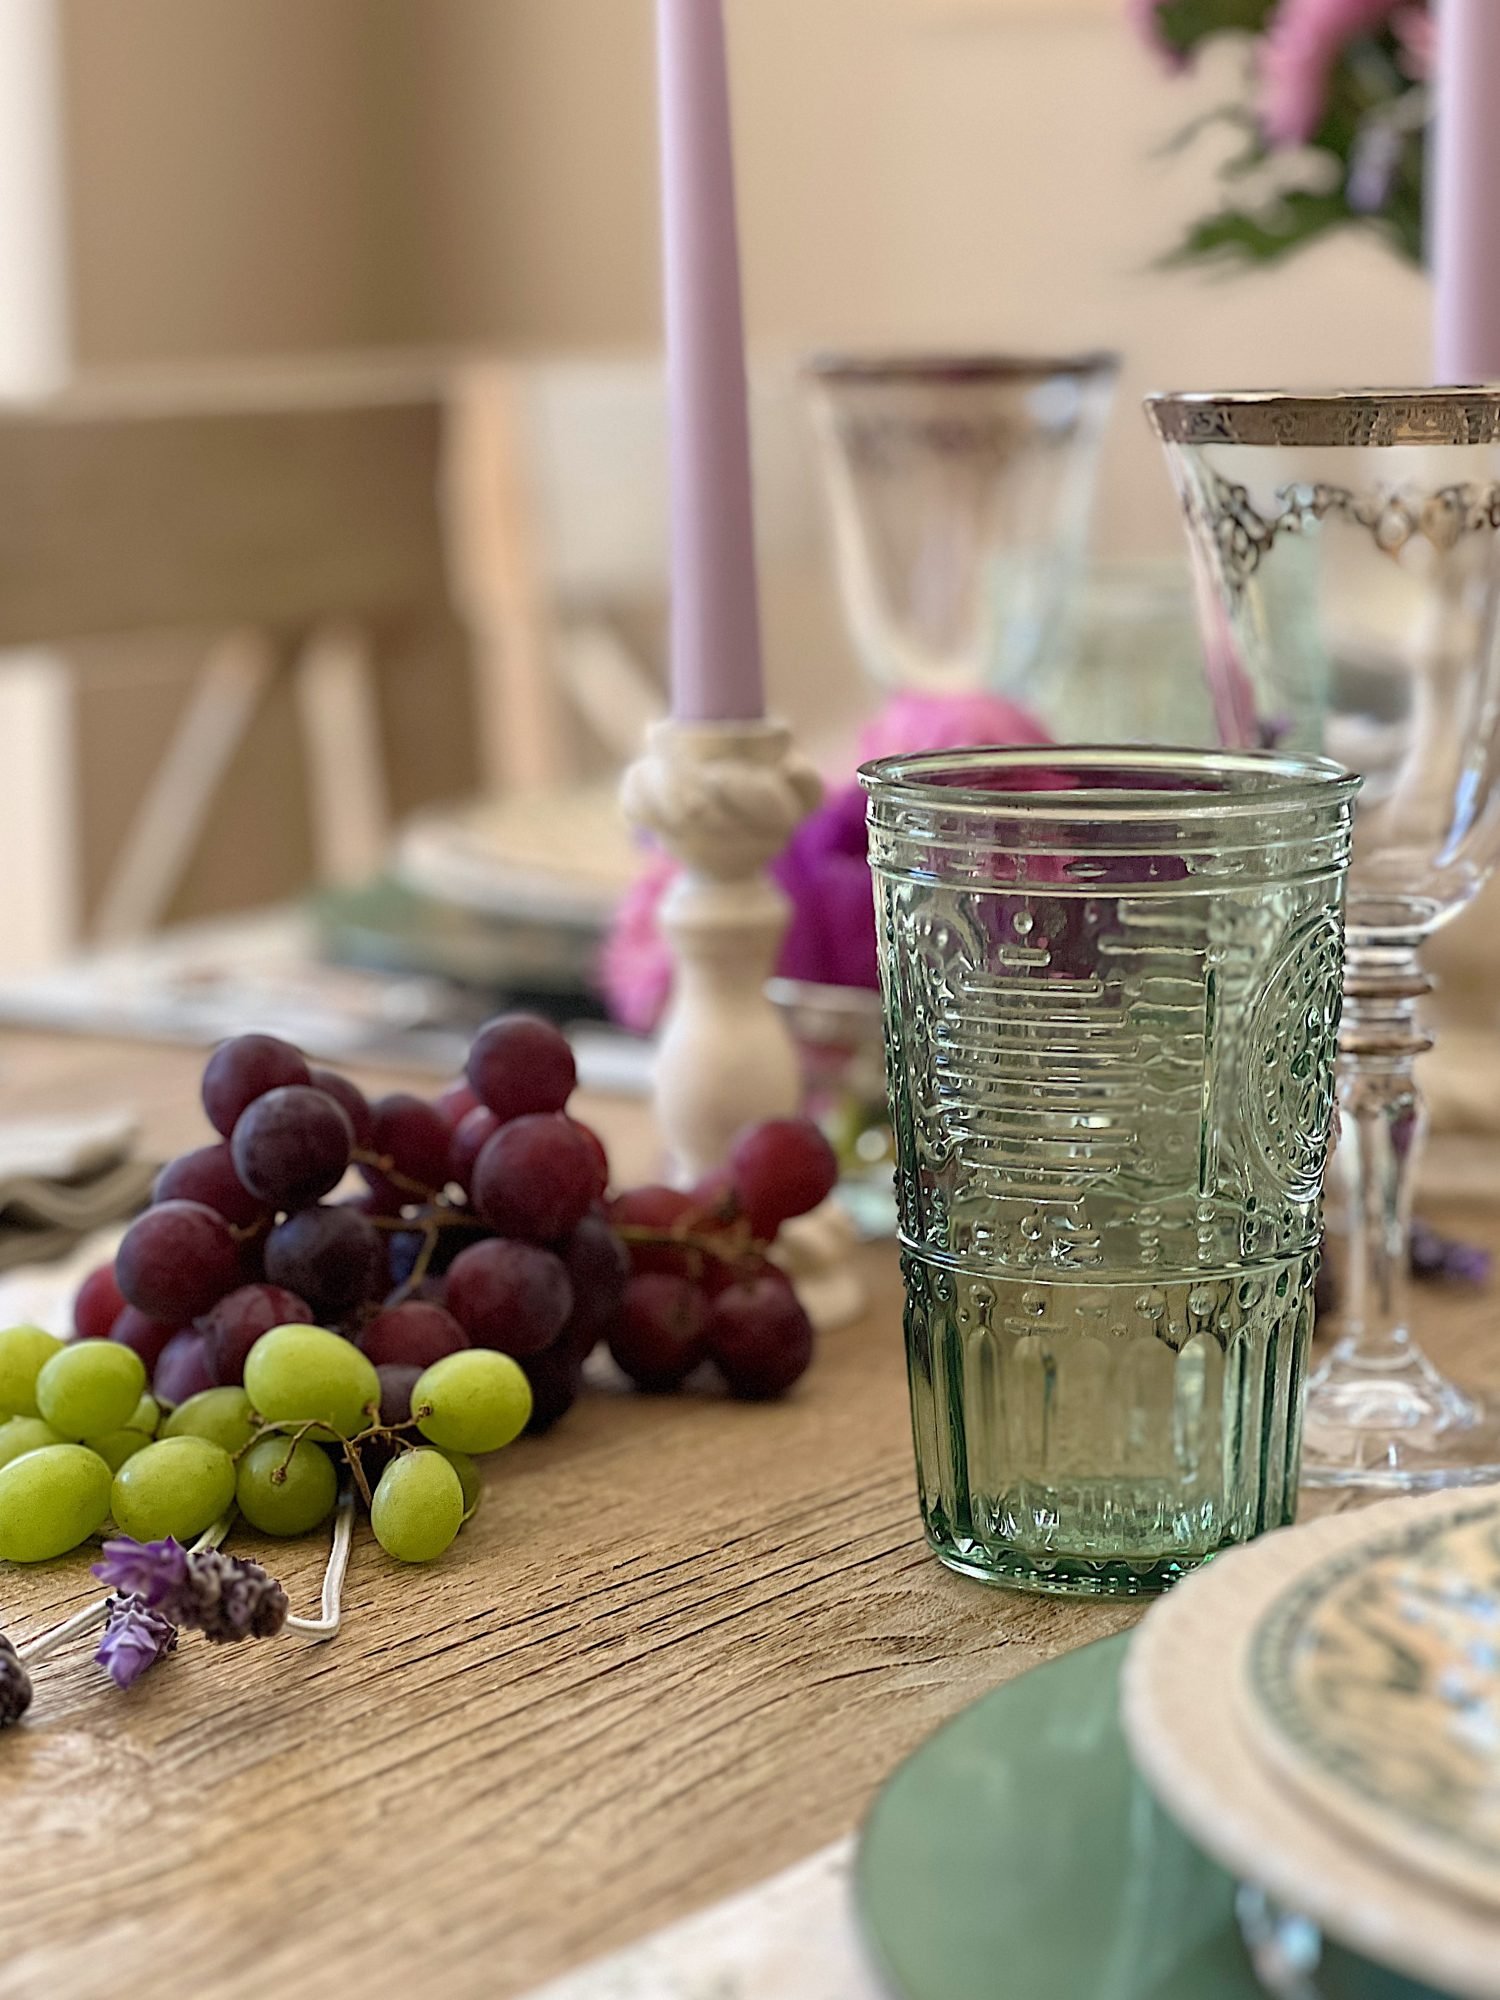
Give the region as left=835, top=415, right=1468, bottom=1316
left=74, top=1264, right=125, bottom=1341
left=689, top=1169, right=740, bottom=1227
left=231, top=1086, right=354, bottom=1210
left=264, top=1206, right=383, bottom=1320
left=361, top=1302, right=469, bottom=1370
left=153, top=1329, right=217, bottom=1407
left=201, top=1283, right=312, bottom=1386
left=307, top=1068, right=374, bottom=1149
left=606, top=1184, right=702, bottom=1280
left=376, top=1363, right=422, bottom=1428
left=449, top=1106, right=500, bottom=1190
left=465, top=1015, right=576, bottom=1124
left=109, top=1306, right=183, bottom=1374
left=471, top=1116, right=597, bottom=1242
left=521, top=1344, right=582, bottom=1434
left=706, top=1271, right=815, bottom=1400
left=445, top=1240, right=573, bottom=1357
left=202, top=1033, right=310, bottom=1137
left=116, top=1200, right=242, bottom=1322
left=435, top=1080, right=480, bottom=1132
left=362, top=1094, right=452, bottom=1197
left=609, top=1274, right=709, bottom=1392
left=153, top=1142, right=266, bottom=1229
left=559, top=1216, right=630, bottom=1359
left=728, top=1119, right=839, bottom=1240
left=564, top=1118, right=610, bottom=1197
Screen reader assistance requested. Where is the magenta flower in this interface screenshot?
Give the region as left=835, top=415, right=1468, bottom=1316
left=1259, top=0, right=1405, bottom=147
left=95, top=1595, right=178, bottom=1690
left=600, top=691, right=1053, bottom=1028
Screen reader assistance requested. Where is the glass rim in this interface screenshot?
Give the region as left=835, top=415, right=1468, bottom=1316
left=859, top=745, right=1359, bottom=821
left=805, top=349, right=1121, bottom=388
left=1145, top=386, right=1500, bottom=448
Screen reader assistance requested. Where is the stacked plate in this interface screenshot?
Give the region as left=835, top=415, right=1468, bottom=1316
left=857, top=1491, right=1500, bottom=2000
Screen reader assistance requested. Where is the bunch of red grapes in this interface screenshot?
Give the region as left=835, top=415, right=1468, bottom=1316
left=73, top=1020, right=839, bottom=1441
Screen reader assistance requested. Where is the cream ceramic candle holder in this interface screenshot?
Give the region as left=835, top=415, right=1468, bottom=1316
left=622, top=717, right=865, bottom=1330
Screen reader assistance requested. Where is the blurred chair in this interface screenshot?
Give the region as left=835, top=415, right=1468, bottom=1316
left=0, top=356, right=478, bottom=958
left=0, top=350, right=859, bottom=974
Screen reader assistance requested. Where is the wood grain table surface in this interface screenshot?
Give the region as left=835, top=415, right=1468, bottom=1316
left=1, top=1028, right=1498, bottom=2000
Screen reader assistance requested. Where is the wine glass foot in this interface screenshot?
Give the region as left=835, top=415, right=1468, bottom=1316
left=1301, top=1339, right=1500, bottom=1492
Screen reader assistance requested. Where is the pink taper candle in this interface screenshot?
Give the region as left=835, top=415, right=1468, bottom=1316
left=1433, top=0, right=1500, bottom=383
left=656, top=0, right=766, bottom=722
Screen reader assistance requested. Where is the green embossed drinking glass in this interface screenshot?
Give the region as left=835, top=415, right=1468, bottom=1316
left=861, top=748, right=1357, bottom=1597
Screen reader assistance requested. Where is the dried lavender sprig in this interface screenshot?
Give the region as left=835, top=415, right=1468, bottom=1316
left=20, top=1518, right=232, bottom=1668
left=0, top=1638, right=32, bottom=1728
left=94, top=1596, right=178, bottom=1690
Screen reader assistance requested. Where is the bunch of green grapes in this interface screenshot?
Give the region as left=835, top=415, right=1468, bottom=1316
left=0, top=1319, right=531, bottom=1568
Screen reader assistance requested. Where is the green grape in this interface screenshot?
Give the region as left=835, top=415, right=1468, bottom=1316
left=0, top=1416, right=65, bottom=1471
left=36, top=1342, right=146, bottom=1440
left=0, top=1325, right=65, bottom=1419
left=87, top=1427, right=153, bottom=1474
left=244, top=1324, right=380, bottom=1440
left=371, top=1449, right=464, bottom=1563
left=128, top=1393, right=162, bottom=1436
left=111, top=1436, right=236, bottom=1543
left=437, top=1448, right=483, bottom=1518
left=236, top=1435, right=338, bottom=1537
left=0, top=1443, right=113, bottom=1561
left=411, top=1351, right=532, bottom=1456
left=162, top=1388, right=257, bottom=1457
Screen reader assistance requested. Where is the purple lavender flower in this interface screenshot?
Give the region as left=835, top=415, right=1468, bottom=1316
left=94, top=1595, right=178, bottom=1691
left=92, top=1536, right=189, bottom=1610
left=92, top=1537, right=288, bottom=1644
left=1410, top=1221, right=1492, bottom=1287
left=180, top=1550, right=288, bottom=1645
left=0, top=1637, right=32, bottom=1728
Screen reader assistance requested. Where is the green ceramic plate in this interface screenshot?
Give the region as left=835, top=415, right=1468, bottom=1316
left=855, top=1635, right=1440, bottom=2000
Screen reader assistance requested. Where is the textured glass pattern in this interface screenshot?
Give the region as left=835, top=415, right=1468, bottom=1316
left=863, top=750, right=1356, bottom=1596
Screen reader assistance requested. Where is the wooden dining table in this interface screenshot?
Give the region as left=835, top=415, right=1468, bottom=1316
left=2, top=1026, right=1498, bottom=2000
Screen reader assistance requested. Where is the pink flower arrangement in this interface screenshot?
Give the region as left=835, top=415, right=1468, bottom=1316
left=1131, top=0, right=1430, bottom=266
left=601, top=692, right=1050, bottom=1034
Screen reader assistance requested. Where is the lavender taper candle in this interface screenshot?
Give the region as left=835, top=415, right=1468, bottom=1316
left=1433, top=0, right=1500, bottom=383
left=656, top=0, right=766, bottom=722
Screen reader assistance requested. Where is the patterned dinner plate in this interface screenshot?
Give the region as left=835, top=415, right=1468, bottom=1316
left=1124, top=1491, right=1500, bottom=2000
left=1243, top=1498, right=1500, bottom=1911
left=856, top=1634, right=1434, bottom=2000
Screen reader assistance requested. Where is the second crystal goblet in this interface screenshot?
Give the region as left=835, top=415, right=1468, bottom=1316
left=1148, top=387, right=1500, bottom=1490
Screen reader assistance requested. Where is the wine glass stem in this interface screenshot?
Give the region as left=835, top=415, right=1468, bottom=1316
left=1333, top=951, right=1431, bottom=1369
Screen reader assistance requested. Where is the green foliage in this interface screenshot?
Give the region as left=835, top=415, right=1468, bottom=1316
left=1155, top=0, right=1276, bottom=60
left=1159, top=18, right=1429, bottom=272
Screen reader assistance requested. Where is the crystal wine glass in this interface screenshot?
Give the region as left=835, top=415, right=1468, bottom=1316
left=1148, top=387, right=1500, bottom=1490
left=803, top=352, right=1119, bottom=700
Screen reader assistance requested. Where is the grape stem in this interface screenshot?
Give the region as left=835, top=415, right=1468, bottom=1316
left=350, top=1149, right=446, bottom=1204
left=17, top=1518, right=231, bottom=1664
left=612, top=1222, right=766, bottom=1275
left=284, top=1484, right=355, bottom=1643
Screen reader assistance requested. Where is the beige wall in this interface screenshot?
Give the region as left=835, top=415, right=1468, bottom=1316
left=58, top=0, right=1432, bottom=558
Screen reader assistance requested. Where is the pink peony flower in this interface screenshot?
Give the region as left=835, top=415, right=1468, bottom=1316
left=601, top=691, right=1052, bottom=1030
left=1259, top=0, right=1404, bottom=148
left=1392, top=3, right=1433, bottom=80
